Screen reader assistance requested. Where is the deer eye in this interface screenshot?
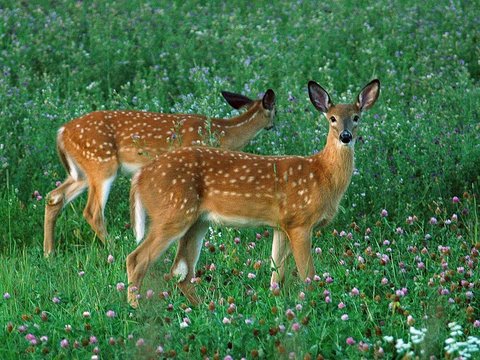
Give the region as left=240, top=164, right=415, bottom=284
left=353, top=115, right=360, bottom=122
left=329, top=116, right=337, bottom=123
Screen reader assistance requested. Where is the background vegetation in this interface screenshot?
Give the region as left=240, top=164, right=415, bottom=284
left=0, top=0, right=479, bottom=358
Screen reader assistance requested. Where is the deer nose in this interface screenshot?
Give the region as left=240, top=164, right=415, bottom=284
left=339, top=130, right=352, bottom=144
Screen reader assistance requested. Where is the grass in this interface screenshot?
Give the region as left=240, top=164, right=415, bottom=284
left=1, top=0, right=479, bottom=358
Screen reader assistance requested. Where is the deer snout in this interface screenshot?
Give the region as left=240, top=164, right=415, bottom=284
left=339, top=130, right=353, bottom=144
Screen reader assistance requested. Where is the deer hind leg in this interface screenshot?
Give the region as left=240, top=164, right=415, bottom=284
left=270, top=229, right=292, bottom=286
left=286, top=227, right=315, bottom=282
left=44, top=176, right=88, bottom=256
left=171, top=220, right=209, bottom=305
left=126, top=223, right=191, bottom=308
left=82, top=165, right=117, bottom=243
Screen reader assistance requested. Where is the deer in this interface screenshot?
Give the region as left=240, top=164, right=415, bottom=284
left=126, top=79, right=380, bottom=307
left=44, top=89, right=276, bottom=256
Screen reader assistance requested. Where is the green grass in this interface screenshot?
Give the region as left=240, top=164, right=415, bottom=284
left=1, top=0, right=479, bottom=358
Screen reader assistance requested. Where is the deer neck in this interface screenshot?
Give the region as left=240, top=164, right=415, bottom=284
left=314, top=131, right=355, bottom=194
left=213, top=102, right=263, bottom=150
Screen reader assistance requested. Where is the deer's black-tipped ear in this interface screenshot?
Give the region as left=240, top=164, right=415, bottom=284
left=356, top=79, right=380, bottom=111
left=262, top=89, right=275, bottom=111
left=221, top=91, right=253, bottom=110
left=308, top=81, right=332, bottom=113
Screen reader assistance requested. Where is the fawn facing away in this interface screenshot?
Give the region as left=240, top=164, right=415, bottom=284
left=44, top=89, right=276, bottom=256
left=127, top=79, right=379, bottom=306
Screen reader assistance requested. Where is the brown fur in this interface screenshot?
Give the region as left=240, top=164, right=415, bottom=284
left=43, top=90, right=276, bottom=256
left=126, top=80, right=380, bottom=306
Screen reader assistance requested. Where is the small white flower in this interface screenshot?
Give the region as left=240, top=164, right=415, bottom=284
left=179, top=321, right=189, bottom=329
left=445, top=337, right=456, bottom=345
left=383, top=336, right=394, bottom=343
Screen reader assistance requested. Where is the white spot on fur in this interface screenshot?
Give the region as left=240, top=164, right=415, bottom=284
left=172, top=259, right=188, bottom=282
left=134, top=195, right=146, bottom=244
left=101, top=175, right=116, bottom=215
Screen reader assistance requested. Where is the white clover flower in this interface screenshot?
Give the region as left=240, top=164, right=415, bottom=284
left=445, top=338, right=456, bottom=345
left=383, top=335, right=394, bottom=343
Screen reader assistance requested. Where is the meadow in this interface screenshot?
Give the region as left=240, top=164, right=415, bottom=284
left=0, top=0, right=479, bottom=358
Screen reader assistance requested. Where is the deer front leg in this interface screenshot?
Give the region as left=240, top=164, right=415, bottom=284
left=286, top=227, right=315, bottom=282
left=270, top=229, right=291, bottom=286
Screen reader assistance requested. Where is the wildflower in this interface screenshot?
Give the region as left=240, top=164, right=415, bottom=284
left=451, top=213, right=458, bottom=222
left=452, top=196, right=460, bottom=203
left=3, top=293, right=10, bottom=300
left=417, top=262, right=425, bottom=270
left=337, top=301, right=346, bottom=310
left=341, top=314, right=349, bottom=321
left=245, top=318, right=254, bottom=325
left=350, top=287, right=360, bottom=296
left=109, top=337, right=116, bottom=345
left=295, top=304, right=303, bottom=311
left=381, top=277, right=389, bottom=285
left=346, top=337, right=356, bottom=345
left=429, top=217, right=438, bottom=225
left=466, top=291, right=473, bottom=299
left=234, top=237, right=240, bottom=244
left=52, top=297, right=61, bottom=304
left=107, top=254, right=114, bottom=263
left=179, top=320, right=189, bottom=328
left=285, top=309, right=295, bottom=320
left=136, top=338, right=145, bottom=347
left=82, top=311, right=91, bottom=318
left=146, top=289, right=154, bottom=299
left=89, top=336, right=98, bottom=344
left=473, top=320, right=480, bottom=328
left=60, top=339, right=69, bottom=348
left=156, top=346, right=164, bottom=354
left=64, top=324, right=72, bottom=332
left=224, top=356, right=234, bottom=360
left=55, top=180, right=62, bottom=187
left=380, top=209, right=388, bottom=217
left=106, top=310, right=116, bottom=318
left=279, top=324, right=286, bottom=332
left=222, top=317, right=231, bottom=324
left=116, top=282, right=125, bottom=291
left=315, top=247, right=322, bottom=254
left=325, top=296, right=331, bottom=303
left=292, top=323, right=301, bottom=331
left=313, top=275, right=321, bottom=281
left=247, top=273, right=256, bottom=279
left=18, top=325, right=28, bottom=333
left=25, top=333, right=36, bottom=343
left=78, top=271, right=85, bottom=277
left=407, top=315, right=415, bottom=326
left=255, top=233, right=262, bottom=240
left=383, top=336, right=394, bottom=343
left=40, top=336, right=48, bottom=343
left=358, top=341, right=369, bottom=352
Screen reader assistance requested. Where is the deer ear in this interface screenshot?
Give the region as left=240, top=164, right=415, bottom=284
left=221, top=91, right=253, bottom=110
left=356, top=79, right=380, bottom=111
left=262, top=89, right=275, bottom=111
left=308, top=81, right=332, bottom=113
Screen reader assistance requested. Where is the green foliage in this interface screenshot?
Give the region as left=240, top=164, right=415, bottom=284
left=0, top=0, right=479, bottom=358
